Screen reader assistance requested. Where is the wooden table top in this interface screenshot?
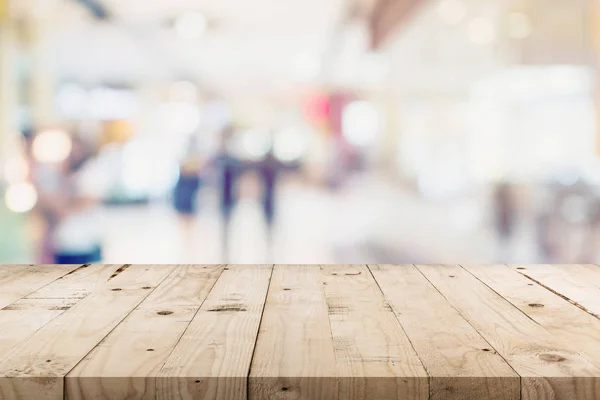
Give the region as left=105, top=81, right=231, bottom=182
left=1, top=264, right=600, bottom=400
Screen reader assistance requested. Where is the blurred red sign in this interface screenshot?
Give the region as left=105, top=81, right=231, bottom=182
left=303, top=92, right=330, bottom=124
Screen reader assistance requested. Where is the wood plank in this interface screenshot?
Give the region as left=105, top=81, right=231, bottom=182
left=0, top=265, right=176, bottom=400
left=156, top=265, right=272, bottom=400
left=249, top=265, right=338, bottom=400
left=512, top=265, right=600, bottom=318
left=0, top=265, right=79, bottom=308
left=370, top=264, right=520, bottom=400
left=322, top=265, right=428, bottom=400
left=66, top=265, right=224, bottom=400
left=466, top=265, right=600, bottom=371
left=552, top=265, right=600, bottom=289
left=0, top=265, right=125, bottom=357
left=417, top=264, right=600, bottom=400
left=26, top=264, right=129, bottom=299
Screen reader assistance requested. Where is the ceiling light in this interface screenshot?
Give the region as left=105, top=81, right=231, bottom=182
left=175, top=12, right=207, bottom=40
left=438, top=0, right=466, bottom=26
left=468, top=18, right=496, bottom=45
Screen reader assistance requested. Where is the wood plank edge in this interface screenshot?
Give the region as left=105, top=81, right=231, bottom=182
left=510, top=265, right=600, bottom=320
left=244, top=265, right=275, bottom=400
left=366, top=264, right=433, bottom=398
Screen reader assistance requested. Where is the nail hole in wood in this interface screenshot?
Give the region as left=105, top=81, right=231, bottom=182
left=283, top=288, right=291, bottom=291
left=449, top=275, right=455, bottom=278
left=111, top=288, right=122, bottom=291
left=517, top=267, right=526, bottom=270
left=224, top=267, right=229, bottom=270
left=482, top=348, right=490, bottom=352
left=142, top=286, right=152, bottom=290
left=528, top=303, right=544, bottom=308
left=281, top=387, right=289, bottom=391
left=46, top=360, right=51, bottom=362
left=157, top=311, right=173, bottom=315
left=147, top=349, right=154, bottom=352
left=195, top=380, right=201, bottom=383
left=528, top=284, right=533, bottom=286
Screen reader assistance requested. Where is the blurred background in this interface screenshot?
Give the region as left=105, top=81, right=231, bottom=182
left=0, top=0, right=599, bottom=264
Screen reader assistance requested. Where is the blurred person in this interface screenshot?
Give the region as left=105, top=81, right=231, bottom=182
left=209, top=126, right=241, bottom=262
left=32, top=133, right=110, bottom=264
left=22, top=134, right=56, bottom=263
left=173, top=136, right=204, bottom=233
left=493, top=182, right=516, bottom=261
left=257, top=147, right=279, bottom=251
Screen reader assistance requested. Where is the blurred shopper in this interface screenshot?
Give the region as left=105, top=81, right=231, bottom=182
left=493, top=182, right=516, bottom=260
left=33, top=133, right=110, bottom=264
left=173, top=136, right=203, bottom=232
left=257, top=147, right=279, bottom=248
left=210, top=126, right=240, bottom=261
left=24, top=134, right=58, bottom=263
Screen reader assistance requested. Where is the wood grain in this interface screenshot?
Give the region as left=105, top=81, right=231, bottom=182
left=0, top=265, right=79, bottom=309
left=0, top=265, right=176, bottom=400
left=322, top=265, right=428, bottom=400
left=512, top=264, right=600, bottom=318
left=156, top=265, right=272, bottom=400
left=26, top=264, right=126, bottom=300
left=418, top=264, right=600, bottom=400
left=370, top=264, right=520, bottom=400
left=0, top=265, right=124, bottom=357
left=466, top=265, right=600, bottom=370
left=67, top=265, right=224, bottom=400
left=552, top=265, right=600, bottom=289
left=2, top=265, right=600, bottom=400
left=249, top=265, right=338, bottom=400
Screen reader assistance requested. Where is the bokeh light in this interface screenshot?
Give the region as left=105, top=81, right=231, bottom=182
left=5, top=183, right=38, bottom=213
left=32, top=129, right=72, bottom=163
left=274, top=127, right=308, bottom=162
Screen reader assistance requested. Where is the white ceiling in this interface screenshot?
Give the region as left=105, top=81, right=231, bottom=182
left=24, top=0, right=590, bottom=102
left=40, top=0, right=350, bottom=96
left=383, top=0, right=593, bottom=99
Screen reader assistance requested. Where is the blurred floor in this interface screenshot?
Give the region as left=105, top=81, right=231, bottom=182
left=99, top=175, right=540, bottom=265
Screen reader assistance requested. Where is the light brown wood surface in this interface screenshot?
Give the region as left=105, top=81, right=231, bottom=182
left=417, top=264, right=600, bottom=400
left=370, top=265, right=519, bottom=400
left=1, top=264, right=600, bottom=400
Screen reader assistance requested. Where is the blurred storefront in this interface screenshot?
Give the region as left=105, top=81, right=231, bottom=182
left=1, top=0, right=600, bottom=264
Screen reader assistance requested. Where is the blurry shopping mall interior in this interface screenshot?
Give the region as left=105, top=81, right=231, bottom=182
left=1, top=0, right=599, bottom=264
